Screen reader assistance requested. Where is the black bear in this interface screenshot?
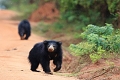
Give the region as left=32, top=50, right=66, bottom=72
left=18, top=20, right=31, bottom=40
left=28, top=40, right=63, bottom=74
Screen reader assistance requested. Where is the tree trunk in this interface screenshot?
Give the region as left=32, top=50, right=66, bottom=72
left=29, top=0, right=34, bottom=4
left=99, top=0, right=110, bottom=24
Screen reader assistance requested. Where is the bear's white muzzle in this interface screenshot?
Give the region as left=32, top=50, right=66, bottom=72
left=48, top=45, right=54, bottom=52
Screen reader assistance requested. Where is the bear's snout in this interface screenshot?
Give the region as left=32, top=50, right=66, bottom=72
left=48, top=45, right=54, bottom=52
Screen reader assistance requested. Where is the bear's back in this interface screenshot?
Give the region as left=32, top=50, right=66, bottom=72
left=19, top=20, right=30, bottom=29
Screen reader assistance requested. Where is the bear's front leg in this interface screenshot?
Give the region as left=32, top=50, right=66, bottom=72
left=30, top=62, right=40, bottom=72
left=53, top=60, right=62, bottom=72
left=41, top=60, right=53, bottom=75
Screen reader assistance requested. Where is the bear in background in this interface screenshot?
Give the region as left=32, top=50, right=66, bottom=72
left=28, top=40, right=63, bottom=75
left=18, top=20, right=31, bottom=40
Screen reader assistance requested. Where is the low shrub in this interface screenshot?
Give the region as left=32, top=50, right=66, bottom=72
left=69, top=23, right=120, bottom=63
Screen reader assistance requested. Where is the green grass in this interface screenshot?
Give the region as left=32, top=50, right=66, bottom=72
left=9, top=4, right=38, bottom=19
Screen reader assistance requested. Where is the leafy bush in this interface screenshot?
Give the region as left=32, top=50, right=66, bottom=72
left=69, top=42, right=95, bottom=56
left=69, top=24, right=120, bottom=62
left=90, top=46, right=105, bottom=63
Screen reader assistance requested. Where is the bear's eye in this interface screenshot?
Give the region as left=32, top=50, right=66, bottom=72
left=53, top=45, right=55, bottom=47
left=47, top=45, right=50, bottom=48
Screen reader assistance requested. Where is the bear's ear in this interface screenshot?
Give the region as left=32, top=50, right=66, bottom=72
left=57, top=41, right=62, bottom=45
left=43, top=40, right=48, bottom=44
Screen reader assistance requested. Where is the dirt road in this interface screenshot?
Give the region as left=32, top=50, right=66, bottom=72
left=0, top=10, right=78, bottom=80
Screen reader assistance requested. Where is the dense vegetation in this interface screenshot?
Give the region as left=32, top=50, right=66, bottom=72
left=2, top=0, right=120, bottom=27
left=69, top=24, right=120, bottom=62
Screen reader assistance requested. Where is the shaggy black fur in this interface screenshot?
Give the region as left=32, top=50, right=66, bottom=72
left=18, top=20, right=31, bottom=40
left=28, top=40, right=63, bottom=74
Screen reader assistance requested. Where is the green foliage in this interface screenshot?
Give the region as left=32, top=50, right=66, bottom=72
left=82, top=24, right=120, bottom=53
left=32, top=22, right=49, bottom=35
left=60, top=0, right=93, bottom=12
left=59, top=0, right=97, bottom=24
left=1, top=0, right=29, bottom=9
left=69, top=24, right=120, bottom=63
left=10, top=3, right=37, bottom=19
left=59, top=0, right=120, bottom=29
left=81, top=24, right=113, bottom=38
left=69, top=42, right=95, bottom=56
left=53, top=22, right=64, bottom=33
left=108, top=34, right=120, bottom=53
left=2, top=0, right=38, bottom=19
left=107, top=0, right=120, bottom=13
left=90, top=46, right=105, bottom=63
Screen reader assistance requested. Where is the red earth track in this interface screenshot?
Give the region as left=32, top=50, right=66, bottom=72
left=0, top=10, right=78, bottom=80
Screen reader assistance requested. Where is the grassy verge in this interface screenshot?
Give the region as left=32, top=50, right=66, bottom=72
left=9, top=4, right=38, bottom=20
left=32, top=21, right=83, bottom=47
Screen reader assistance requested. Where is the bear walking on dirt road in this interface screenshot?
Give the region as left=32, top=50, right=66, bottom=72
left=18, top=20, right=31, bottom=40
left=28, top=40, right=63, bottom=75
